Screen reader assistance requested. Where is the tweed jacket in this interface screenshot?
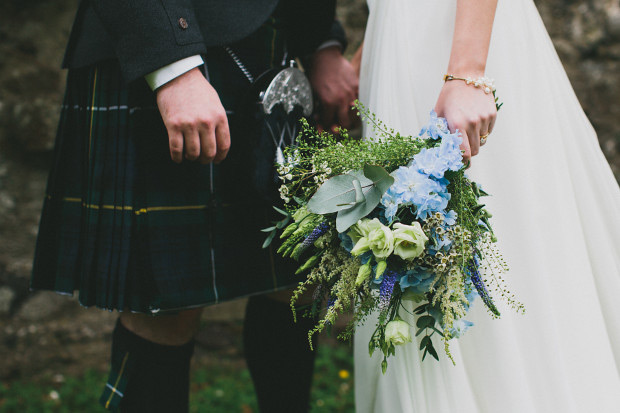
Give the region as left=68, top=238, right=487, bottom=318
left=63, top=0, right=344, bottom=83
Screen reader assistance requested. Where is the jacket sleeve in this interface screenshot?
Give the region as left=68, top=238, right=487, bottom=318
left=90, top=0, right=207, bottom=82
left=278, top=0, right=339, bottom=57
left=326, top=20, right=348, bottom=54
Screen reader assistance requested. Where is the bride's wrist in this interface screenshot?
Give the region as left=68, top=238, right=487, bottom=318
left=443, top=73, right=496, bottom=95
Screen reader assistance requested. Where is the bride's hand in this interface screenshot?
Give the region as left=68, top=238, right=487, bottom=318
left=434, top=80, right=497, bottom=164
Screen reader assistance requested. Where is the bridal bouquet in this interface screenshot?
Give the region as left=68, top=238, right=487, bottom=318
left=263, top=103, right=523, bottom=371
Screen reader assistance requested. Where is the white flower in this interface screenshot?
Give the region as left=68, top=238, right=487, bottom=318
left=385, top=319, right=412, bottom=346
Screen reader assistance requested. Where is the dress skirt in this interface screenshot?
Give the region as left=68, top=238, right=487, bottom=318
left=31, top=18, right=301, bottom=313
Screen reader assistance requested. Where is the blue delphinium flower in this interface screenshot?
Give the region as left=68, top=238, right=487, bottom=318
left=437, top=131, right=464, bottom=172
left=381, top=163, right=450, bottom=221
left=442, top=210, right=457, bottom=226
left=420, top=110, right=450, bottom=140
left=414, top=147, right=450, bottom=179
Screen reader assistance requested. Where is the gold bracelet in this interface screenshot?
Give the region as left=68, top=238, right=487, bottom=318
left=443, top=74, right=496, bottom=94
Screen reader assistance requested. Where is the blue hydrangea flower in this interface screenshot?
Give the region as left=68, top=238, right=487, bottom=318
left=450, top=318, right=474, bottom=338
left=339, top=231, right=354, bottom=252
left=399, top=268, right=435, bottom=294
left=427, top=305, right=474, bottom=339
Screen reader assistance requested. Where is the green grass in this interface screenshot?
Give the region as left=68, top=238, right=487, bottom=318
left=0, top=344, right=354, bottom=412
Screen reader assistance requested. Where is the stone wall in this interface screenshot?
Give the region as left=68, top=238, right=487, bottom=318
left=0, top=0, right=618, bottom=380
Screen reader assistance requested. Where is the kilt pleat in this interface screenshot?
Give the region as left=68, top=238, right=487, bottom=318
left=32, top=18, right=302, bottom=313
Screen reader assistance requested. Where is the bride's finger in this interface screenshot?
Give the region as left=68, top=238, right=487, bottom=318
left=459, top=129, right=472, bottom=163
left=479, top=118, right=491, bottom=147
left=467, top=123, right=481, bottom=157
left=488, top=112, right=496, bottom=134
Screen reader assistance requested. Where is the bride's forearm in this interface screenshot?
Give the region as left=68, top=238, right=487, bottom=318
left=447, top=0, right=498, bottom=76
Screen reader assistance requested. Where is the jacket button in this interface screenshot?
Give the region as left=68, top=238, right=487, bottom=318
left=178, top=18, right=189, bottom=29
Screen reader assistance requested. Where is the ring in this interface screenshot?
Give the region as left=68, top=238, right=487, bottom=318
left=480, top=133, right=489, bottom=145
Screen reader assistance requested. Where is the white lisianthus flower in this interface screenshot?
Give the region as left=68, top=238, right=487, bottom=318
left=349, top=218, right=394, bottom=259
left=392, top=222, right=428, bottom=260
left=385, top=318, right=412, bottom=346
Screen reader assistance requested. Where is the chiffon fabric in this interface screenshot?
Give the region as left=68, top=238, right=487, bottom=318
left=354, top=1, right=620, bottom=412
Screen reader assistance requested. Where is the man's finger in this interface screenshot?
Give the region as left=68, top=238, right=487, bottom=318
left=213, top=119, right=231, bottom=164
left=168, top=128, right=185, bottom=163
left=198, top=124, right=217, bottom=164
left=183, top=126, right=201, bottom=161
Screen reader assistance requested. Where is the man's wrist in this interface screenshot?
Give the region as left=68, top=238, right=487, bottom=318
left=144, top=55, right=204, bottom=91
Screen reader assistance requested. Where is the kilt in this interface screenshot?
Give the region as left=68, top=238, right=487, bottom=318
left=31, top=17, right=302, bottom=313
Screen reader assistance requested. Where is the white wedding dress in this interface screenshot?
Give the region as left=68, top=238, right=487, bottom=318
left=354, top=1, right=620, bottom=412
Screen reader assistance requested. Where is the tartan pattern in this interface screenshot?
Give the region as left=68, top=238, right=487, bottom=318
left=31, top=17, right=301, bottom=313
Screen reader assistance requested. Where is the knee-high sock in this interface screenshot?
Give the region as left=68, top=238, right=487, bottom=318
left=100, top=318, right=195, bottom=412
left=243, top=295, right=318, bottom=413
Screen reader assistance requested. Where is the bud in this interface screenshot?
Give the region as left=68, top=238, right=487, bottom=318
left=356, top=263, right=372, bottom=287
left=375, top=260, right=387, bottom=278
left=295, top=254, right=320, bottom=274
left=280, top=222, right=298, bottom=239
left=381, top=359, right=388, bottom=374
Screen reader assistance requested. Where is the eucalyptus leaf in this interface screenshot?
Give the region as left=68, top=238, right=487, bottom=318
left=275, top=216, right=290, bottom=229
left=430, top=327, right=444, bottom=337
left=419, top=335, right=432, bottom=350
left=262, top=231, right=276, bottom=249
left=307, top=172, right=373, bottom=214
left=273, top=206, right=289, bottom=216
left=363, top=164, right=394, bottom=195
left=416, top=315, right=435, bottom=329
left=261, top=226, right=276, bottom=233
left=427, top=343, right=439, bottom=361
left=353, top=179, right=364, bottom=203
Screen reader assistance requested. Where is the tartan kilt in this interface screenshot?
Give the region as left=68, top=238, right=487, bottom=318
left=31, top=19, right=303, bottom=313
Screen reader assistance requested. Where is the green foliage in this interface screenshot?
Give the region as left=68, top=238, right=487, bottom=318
left=0, top=344, right=355, bottom=413
left=278, top=103, right=433, bottom=205
left=307, top=165, right=394, bottom=232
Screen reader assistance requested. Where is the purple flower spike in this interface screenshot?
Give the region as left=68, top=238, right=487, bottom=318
left=379, top=271, right=398, bottom=311
left=468, top=263, right=500, bottom=317
left=302, top=221, right=329, bottom=249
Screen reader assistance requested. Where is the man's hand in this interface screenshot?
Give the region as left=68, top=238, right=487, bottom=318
left=308, top=46, right=359, bottom=132
left=156, top=68, right=230, bottom=164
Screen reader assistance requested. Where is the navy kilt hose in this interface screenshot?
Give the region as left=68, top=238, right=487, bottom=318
left=31, top=18, right=302, bottom=314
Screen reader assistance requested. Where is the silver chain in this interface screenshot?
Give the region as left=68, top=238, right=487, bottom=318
left=224, top=46, right=255, bottom=84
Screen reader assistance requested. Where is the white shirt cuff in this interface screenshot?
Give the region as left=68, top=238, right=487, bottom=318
left=144, top=55, right=204, bottom=91
left=316, top=40, right=343, bottom=53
